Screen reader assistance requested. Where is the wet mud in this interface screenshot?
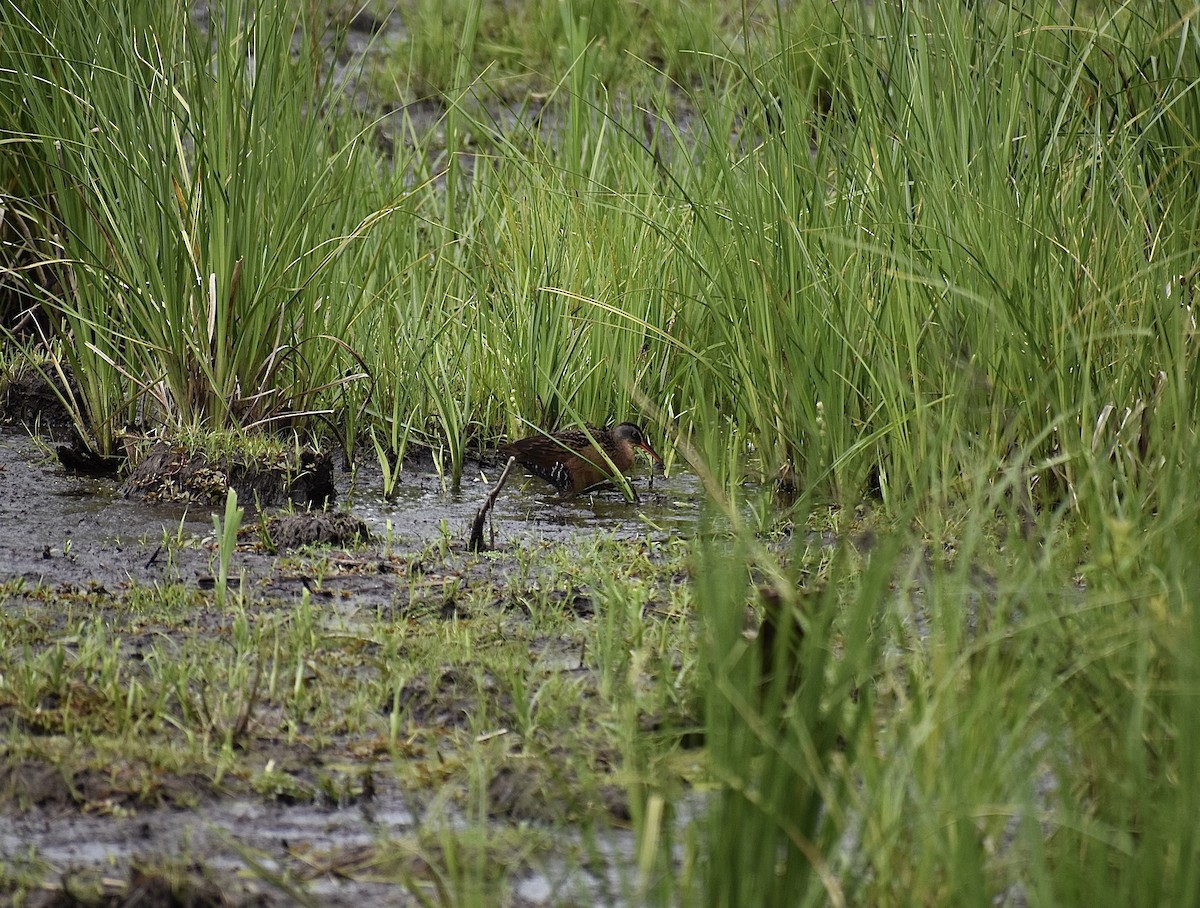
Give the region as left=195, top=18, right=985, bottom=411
left=120, top=443, right=336, bottom=509
left=0, top=427, right=700, bottom=594
left=0, top=426, right=701, bottom=905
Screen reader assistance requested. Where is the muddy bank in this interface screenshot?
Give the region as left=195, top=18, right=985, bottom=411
left=0, top=428, right=701, bottom=592
left=0, top=789, right=637, bottom=907
left=0, top=425, right=703, bottom=905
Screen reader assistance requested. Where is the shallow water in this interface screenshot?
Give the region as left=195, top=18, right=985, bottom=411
left=0, top=426, right=702, bottom=905
left=0, top=428, right=707, bottom=592
left=349, top=457, right=707, bottom=546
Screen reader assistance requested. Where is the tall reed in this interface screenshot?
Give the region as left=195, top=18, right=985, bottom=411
left=0, top=0, right=390, bottom=451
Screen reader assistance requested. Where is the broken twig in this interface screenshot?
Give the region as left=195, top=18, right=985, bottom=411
left=468, top=456, right=516, bottom=552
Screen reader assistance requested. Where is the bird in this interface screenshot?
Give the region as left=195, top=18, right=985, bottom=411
left=501, top=422, right=664, bottom=494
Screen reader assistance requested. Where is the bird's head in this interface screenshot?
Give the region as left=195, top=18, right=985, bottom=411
left=612, top=422, right=664, bottom=465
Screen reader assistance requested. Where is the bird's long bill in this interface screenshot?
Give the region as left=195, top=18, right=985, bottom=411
left=636, top=441, right=665, bottom=465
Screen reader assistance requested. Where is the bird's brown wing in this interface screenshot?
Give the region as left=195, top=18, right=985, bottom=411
left=502, top=430, right=612, bottom=493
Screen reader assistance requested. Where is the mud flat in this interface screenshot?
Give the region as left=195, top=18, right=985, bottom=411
left=0, top=426, right=707, bottom=905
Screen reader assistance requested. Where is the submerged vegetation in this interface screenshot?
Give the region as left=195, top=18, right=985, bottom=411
left=1, top=0, right=1199, bottom=904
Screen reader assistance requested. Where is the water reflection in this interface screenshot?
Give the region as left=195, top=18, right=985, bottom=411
left=348, top=463, right=708, bottom=545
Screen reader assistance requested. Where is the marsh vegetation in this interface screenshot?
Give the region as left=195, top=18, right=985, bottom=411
left=1, top=0, right=1198, bottom=904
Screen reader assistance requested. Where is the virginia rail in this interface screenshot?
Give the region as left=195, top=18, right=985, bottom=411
left=501, top=423, right=664, bottom=494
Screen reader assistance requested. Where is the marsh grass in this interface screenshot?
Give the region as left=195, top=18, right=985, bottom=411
left=2, top=0, right=1200, bottom=904
left=3, top=0, right=1196, bottom=495
left=385, top=0, right=747, bottom=101
left=213, top=488, right=245, bottom=607
left=0, top=0, right=391, bottom=452
left=669, top=447, right=1200, bottom=906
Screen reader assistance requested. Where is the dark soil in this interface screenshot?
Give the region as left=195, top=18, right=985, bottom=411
left=120, top=442, right=336, bottom=509
left=0, top=369, right=81, bottom=437
left=262, top=511, right=373, bottom=549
